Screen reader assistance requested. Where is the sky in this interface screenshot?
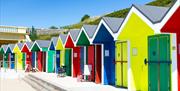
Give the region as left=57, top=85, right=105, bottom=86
left=0, top=0, right=153, bottom=28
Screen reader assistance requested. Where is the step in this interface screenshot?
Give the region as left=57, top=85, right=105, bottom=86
left=23, top=74, right=66, bottom=91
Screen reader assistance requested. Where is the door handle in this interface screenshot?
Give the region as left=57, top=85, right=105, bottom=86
left=144, top=58, right=148, bottom=65
left=144, top=58, right=171, bottom=65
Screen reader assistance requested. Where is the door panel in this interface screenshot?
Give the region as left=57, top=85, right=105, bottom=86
left=42, top=52, right=46, bottom=72
left=22, top=53, right=26, bottom=70
left=65, top=49, right=72, bottom=76
left=116, top=41, right=128, bottom=87
left=73, top=47, right=80, bottom=77
left=148, top=35, right=171, bottom=91
left=56, top=50, right=60, bottom=73
left=32, top=52, right=36, bottom=68
left=37, top=51, right=42, bottom=71
left=148, top=37, right=158, bottom=90
left=3, top=53, right=8, bottom=68
left=80, top=47, right=84, bottom=74
left=88, top=46, right=95, bottom=81
left=159, top=36, right=170, bottom=91
left=10, top=53, right=15, bottom=69
left=95, top=45, right=101, bottom=84
left=48, top=51, right=54, bottom=73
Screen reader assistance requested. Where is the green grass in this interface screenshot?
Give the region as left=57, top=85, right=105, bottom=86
left=37, top=33, right=60, bottom=40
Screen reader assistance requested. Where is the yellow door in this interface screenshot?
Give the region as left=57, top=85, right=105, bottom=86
left=116, top=41, right=128, bottom=87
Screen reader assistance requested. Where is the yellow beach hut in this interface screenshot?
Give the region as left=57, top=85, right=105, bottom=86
left=13, top=43, right=24, bottom=70
left=55, top=34, right=68, bottom=72
left=115, top=5, right=169, bottom=91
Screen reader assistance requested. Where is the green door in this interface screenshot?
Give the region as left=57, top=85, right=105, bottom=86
left=22, top=53, right=26, bottom=70
left=148, top=34, right=171, bottom=91
left=65, top=49, right=72, bottom=76
left=115, top=41, right=128, bottom=87
left=48, top=51, right=55, bottom=73
left=4, top=53, right=8, bottom=68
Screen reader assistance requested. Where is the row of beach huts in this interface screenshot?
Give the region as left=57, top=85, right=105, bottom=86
left=0, top=1, right=180, bottom=91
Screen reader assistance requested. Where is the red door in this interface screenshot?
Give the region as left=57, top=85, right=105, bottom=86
left=42, top=52, right=46, bottom=72
left=88, top=45, right=95, bottom=81
left=178, top=33, right=180, bottom=89
left=37, top=51, right=42, bottom=71
left=95, top=45, right=101, bottom=84
left=26, top=52, right=32, bottom=66
left=73, top=47, right=81, bottom=77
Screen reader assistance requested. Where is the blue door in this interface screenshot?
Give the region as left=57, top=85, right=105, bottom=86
left=10, top=53, right=15, bottom=69
left=32, top=52, right=36, bottom=68
left=56, top=50, right=60, bottom=73
left=80, top=47, right=84, bottom=74
left=104, top=42, right=115, bottom=85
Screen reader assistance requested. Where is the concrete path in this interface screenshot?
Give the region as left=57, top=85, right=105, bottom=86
left=31, top=72, right=128, bottom=91
left=0, top=68, right=36, bottom=91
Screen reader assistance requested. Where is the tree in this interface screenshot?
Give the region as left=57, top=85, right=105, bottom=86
left=49, top=26, right=58, bottom=29
left=30, top=26, right=37, bottom=41
left=81, top=14, right=90, bottom=22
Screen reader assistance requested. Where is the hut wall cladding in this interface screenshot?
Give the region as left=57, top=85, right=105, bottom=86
left=14, top=45, right=23, bottom=70
left=103, top=42, right=115, bottom=85
left=178, top=33, right=180, bottom=91
left=117, top=13, right=154, bottom=90
left=160, top=6, right=180, bottom=91
left=21, top=44, right=32, bottom=66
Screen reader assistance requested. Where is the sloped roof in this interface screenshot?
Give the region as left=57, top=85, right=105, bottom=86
left=1, top=45, right=8, bottom=52
left=59, top=34, right=68, bottom=44
left=102, top=17, right=124, bottom=33
left=36, top=40, right=51, bottom=48
left=134, top=5, right=170, bottom=23
left=9, top=44, right=16, bottom=51
left=26, top=42, right=33, bottom=49
left=69, top=30, right=81, bottom=42
left=17, top=43, right=24, bottom=50
left=83, top=25, right=97, bottom=38
left=51, top=37, right=58, bottom=46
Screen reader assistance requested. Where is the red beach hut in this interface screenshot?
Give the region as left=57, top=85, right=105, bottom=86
left=75, top=25, right=98, bottom=82
left=64, top=30, right=81, bottom=77
left=21, top=42, right=33, bottom=71
left=158, top=1, right=180, bottom=90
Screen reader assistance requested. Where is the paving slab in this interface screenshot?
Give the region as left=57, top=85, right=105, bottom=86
left=0, top=68, right=36, bottom=91
left=30, top=72, right=128, bottom=91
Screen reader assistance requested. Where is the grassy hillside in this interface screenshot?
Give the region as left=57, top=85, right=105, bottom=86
left=62, top=0, right=172, bottom=29
left=36, top=0, right=172, bottom=40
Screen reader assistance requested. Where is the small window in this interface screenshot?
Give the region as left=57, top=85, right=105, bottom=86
left=105, top=50, right=109, bottom=57
left=27, top=55, right=29, bottom=58
left=132, top=48, right=138, bottom=56
left=11, top=55, right=14, bottom=58
left=56, top=54, right=59, bottom=58
left=74, top=53, right=77, bottom=58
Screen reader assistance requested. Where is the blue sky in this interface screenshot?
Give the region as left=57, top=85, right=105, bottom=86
left=0, top=0, right=152, bottom=28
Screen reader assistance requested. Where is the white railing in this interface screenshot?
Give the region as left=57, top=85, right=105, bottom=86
left=0, top=26, right=27, bottom=33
